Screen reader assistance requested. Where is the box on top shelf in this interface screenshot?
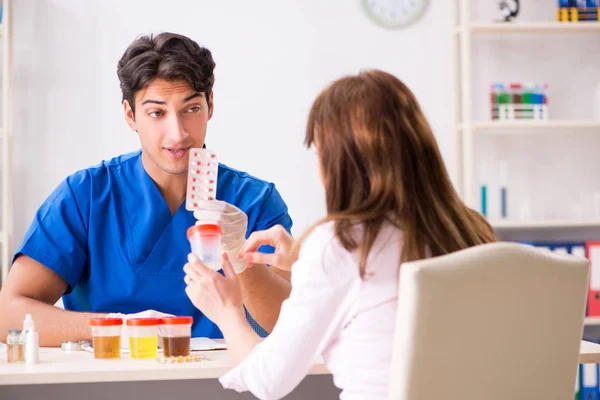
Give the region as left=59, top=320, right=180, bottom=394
left=557, top=0, right=600, bottom=22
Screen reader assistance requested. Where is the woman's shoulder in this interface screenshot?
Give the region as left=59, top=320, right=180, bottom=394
left=295, top=220, right=404, bottom=283
left=293, top=221, right=357, bottom=285
left=301, top=220, right=402, bottom=258
left=301, top=221, right=343, bottom=257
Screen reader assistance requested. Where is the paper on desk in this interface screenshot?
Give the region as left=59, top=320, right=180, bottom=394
left=114, top=337, right=226, bottom=355
left=190, top=337, right=227, bottom=351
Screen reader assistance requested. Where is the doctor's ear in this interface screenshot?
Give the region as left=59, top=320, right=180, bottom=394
left=207, top=92, right=214, bottom=120
left=123, top=100, right=137, bottom=131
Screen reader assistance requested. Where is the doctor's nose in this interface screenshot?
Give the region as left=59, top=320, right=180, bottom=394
left=165, top=114, right=189, bottom=143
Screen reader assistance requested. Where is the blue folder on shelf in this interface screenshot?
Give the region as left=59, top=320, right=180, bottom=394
left=581, top=363, right=598, bottom=400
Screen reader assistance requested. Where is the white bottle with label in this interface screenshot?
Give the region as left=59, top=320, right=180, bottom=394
left=22, top=314, right=39, bottom=364
left=21, top=314, right=33, bottom=355
left=25, top=326, right=39, bottom=364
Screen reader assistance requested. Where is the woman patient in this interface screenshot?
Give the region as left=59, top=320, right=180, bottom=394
left=183, top=69, right=497, bottom=399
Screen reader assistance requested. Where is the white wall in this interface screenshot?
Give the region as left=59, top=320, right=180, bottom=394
left=11, top=0, right=453, bottom=244
left=13, top=0, right=598, bottom=248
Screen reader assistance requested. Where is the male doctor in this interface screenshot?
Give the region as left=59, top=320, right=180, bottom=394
left=0, top=32, right=293, bottom=346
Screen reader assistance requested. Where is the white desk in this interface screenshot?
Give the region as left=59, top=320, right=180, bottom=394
left=2, top=340, right=599, bottom=384
left=0, top=347, right=339, bottom=400
left=1, top=341, right=598, bottom=400
left=0, top=347, right=329, bottom=385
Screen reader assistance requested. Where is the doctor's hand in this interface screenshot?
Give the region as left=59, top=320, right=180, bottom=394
left=237, top=225, right=298, bottom=272
left=106, top=309, right=174, bottom=349
left=183, top=253, right=244, bottom=328
left=193, top=200, right=248, bottom=274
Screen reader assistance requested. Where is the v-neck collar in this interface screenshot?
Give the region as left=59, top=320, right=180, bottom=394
left=119, top=152, right=190, bottom=267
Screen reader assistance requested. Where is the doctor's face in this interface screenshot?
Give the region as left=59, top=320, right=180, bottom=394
left=124, top=78, right=213, bottom=176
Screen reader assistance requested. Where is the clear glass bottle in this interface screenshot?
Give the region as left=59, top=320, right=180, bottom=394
left=6, top=329, right=24, bottom=363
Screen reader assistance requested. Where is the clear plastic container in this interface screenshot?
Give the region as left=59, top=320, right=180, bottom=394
left=89, top=318, right=123, bottom=359
left=187, top=224, right=223, bottom=271
left=127, top=318, right=159, bottom=359
left=158, top=316, right=193, bottom=358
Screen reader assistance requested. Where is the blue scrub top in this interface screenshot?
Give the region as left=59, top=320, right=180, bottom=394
left=14, top=149, right=293, bottom=338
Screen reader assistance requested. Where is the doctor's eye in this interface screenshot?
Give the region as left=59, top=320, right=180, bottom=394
left=148, top=111, right=164, bottom=118
left=186, top=106, right=201, bottom=113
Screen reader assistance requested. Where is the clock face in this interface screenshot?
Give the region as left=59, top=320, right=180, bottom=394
left=362, top=0, right=428, bottom=29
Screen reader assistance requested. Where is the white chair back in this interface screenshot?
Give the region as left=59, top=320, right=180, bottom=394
left=388, top=242, right=589, bottom=400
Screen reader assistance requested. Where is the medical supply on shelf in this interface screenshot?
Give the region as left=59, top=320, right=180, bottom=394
left=6, top=329, right=24, bottom=363
left=498, top=161, right=509, bottom=219
left=186, top=148, right=218, bottom=211
left=158, top=317, right=193, bottom=358
left=479, top=162, right=490, bottom=218
left=187, top=224, right=223, bottom=272
left=490, top=82, right=548, bottom=121
left=127, top=318, right=160, bottom=360
left=480, top=185, right=488, bottom=217
left=89, top=318, right=122, bottom=359
left=557, top=0, right=599, bottom=22
left=498, top=0, right=519, bottom=22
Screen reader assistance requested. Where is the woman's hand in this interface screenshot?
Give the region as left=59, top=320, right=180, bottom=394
left=183, top=253, right=245, bottom=327
left=237, top=225, right=298, bottom=272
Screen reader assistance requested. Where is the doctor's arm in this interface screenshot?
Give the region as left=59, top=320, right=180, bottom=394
left=0, top=255, right=103, bottom=347
left=236, top=186, right=294, bottom=333
left=236, top=261, right=291, bottom=333
left=0, top=176, right=108, bottom=346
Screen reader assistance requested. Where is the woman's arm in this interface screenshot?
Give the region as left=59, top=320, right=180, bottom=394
left=219, top=227, right=359, bottom=399
left=215, top=307, right=262, bottom=365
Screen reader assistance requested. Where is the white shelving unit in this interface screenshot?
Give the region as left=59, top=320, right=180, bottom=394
left=461, top=22, right=600, bottom=34
left=585, top=317, right=600, bottom=326
left=459, top=120, right=600, bottom=132
left=450, top=0, right=600, bottom=229
left=450, top=2, right=600, bottom=330
left=491, top=220, right=600, bottom=231
left=1, top=0, right=13, bottom=286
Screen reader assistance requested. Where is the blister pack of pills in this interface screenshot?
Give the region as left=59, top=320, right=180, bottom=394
left=186, top=148, right=218, bottom=211
left=157, top=354, right=210, bottom=364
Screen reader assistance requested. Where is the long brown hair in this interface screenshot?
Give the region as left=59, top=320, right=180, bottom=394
left=302, top=69, right=496, bottom=277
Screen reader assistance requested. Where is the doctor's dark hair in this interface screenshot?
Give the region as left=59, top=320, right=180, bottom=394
left=301, top=69, right=496, bottom=278
left=117, top=32, right=216, bottom=115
